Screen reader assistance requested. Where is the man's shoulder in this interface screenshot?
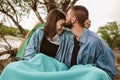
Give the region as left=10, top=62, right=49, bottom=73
left=88, top=29, right=102, bottom=41
left=85, top=29, right=105, bottom=45
left=88, top=29, right=111, bottom=49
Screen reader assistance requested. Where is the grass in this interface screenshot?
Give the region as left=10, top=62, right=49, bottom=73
left=0, top=23, right=29, bottom=37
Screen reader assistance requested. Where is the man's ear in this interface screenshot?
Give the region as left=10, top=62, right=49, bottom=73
left=71, top=16, right=76, bottom=24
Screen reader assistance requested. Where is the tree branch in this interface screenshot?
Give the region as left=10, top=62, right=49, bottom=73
left=68, top=0, right=78, bottom=10
left=0, top=9, right=26, bottom=36
left=5, top=0, right=19, bottom=23
left=0, top=34, right=12, bottom=52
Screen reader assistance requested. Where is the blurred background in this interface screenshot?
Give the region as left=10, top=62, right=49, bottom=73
left=0, top=0, right=120, bottom=80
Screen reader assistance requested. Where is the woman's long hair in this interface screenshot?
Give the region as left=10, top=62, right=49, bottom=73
left=44, top=9, right=66, bottom=39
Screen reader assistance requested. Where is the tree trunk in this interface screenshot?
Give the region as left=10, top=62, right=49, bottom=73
left=34, top=10, right=44, bottom=23
left=15, top=22, right=26, bottom=37
left=0, top=34, right=12, bottom=51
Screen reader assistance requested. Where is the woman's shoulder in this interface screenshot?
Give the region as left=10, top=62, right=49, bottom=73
left=31, top=27, right=44, bottom=39
left=35, top=27, right=44, bottom=34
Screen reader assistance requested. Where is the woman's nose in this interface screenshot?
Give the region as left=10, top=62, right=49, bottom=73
left=62, top=26, right=65, bottom=30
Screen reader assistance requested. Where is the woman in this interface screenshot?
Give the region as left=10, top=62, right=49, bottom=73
left=0, top=9, right=68, bottom=80
left=24, top=9, right=67, bottom=60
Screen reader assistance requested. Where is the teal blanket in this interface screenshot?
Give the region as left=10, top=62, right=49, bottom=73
left=0, top=54, right=111, bottom=80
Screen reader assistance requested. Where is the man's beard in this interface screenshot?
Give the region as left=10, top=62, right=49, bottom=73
left=65, top=20, right=73, bottom=29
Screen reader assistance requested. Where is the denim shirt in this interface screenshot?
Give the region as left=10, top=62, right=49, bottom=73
left=63, top=28, right=117, bottom=79
left=23, top=27, right=68, bottom=62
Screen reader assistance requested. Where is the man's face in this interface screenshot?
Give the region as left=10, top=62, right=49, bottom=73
left=65, top=9, right=73, bottom=29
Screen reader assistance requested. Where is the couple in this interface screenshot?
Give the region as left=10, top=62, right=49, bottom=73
left=0, top=5, right=116, bottom=80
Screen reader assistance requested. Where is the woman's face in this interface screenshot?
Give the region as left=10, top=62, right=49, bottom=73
left=56, top=19, right=65, bottom=35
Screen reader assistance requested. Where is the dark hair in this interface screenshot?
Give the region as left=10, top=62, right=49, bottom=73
left=70, top=5, right=89, bottom=27
left=44, top=9, right=66, bottom=39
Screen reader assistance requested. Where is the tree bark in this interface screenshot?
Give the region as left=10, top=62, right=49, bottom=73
left=34, top=10, right=44, bottom=23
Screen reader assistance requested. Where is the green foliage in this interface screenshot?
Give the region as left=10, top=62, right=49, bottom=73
left=97, top=22, right=120, bottom=49
left=0, top=23, right=29, bottom=37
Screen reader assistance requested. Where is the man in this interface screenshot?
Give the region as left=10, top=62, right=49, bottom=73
left=63, top=5, right=117, bottom=79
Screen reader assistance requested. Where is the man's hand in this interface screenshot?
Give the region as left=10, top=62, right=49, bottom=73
left=84, top=19, right=91, bottom=28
